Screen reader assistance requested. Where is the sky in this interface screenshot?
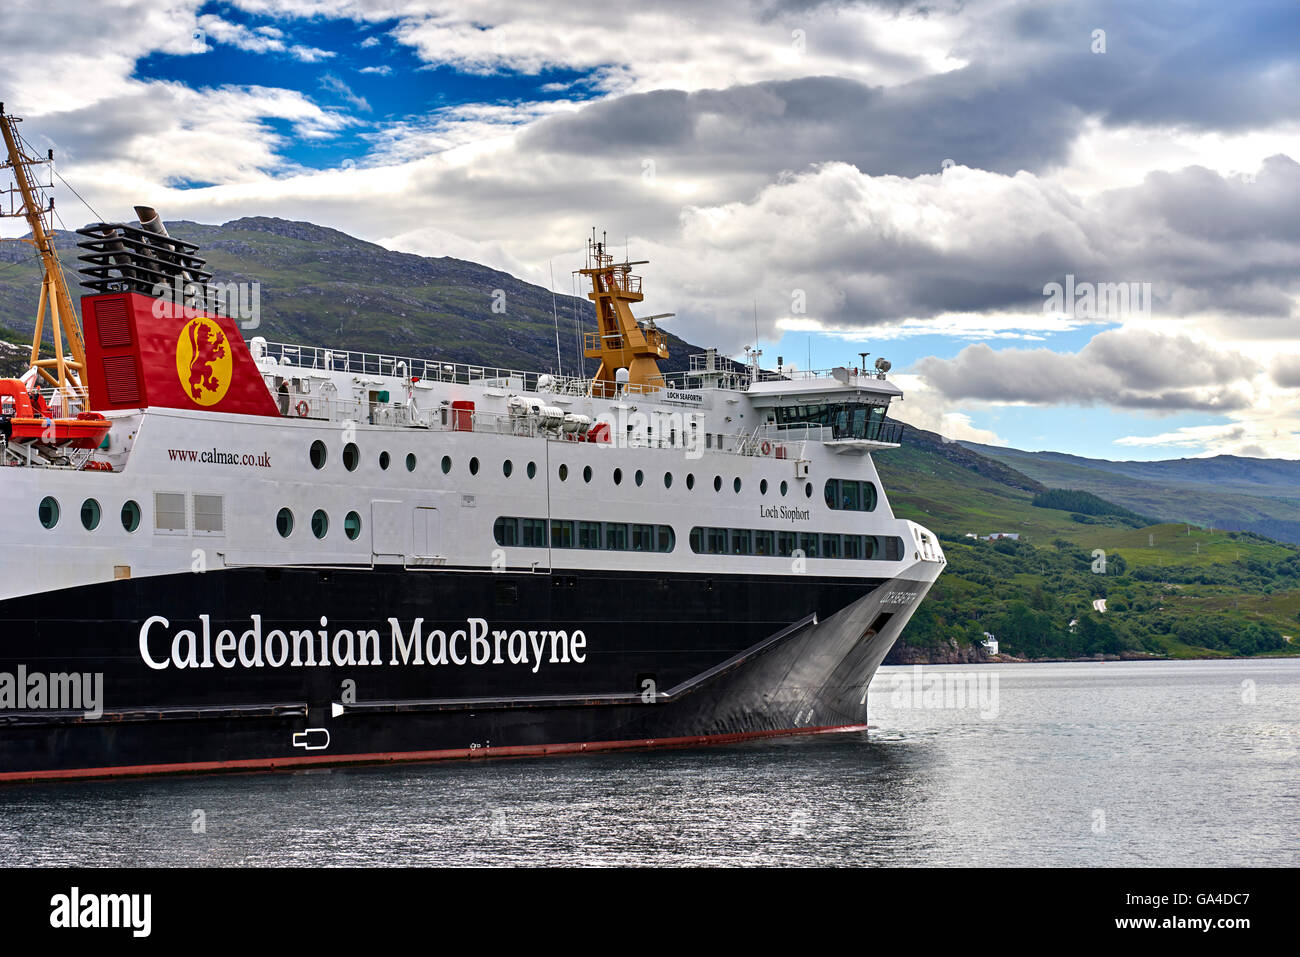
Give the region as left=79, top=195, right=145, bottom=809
left=1, top=0, right=1298, bottom=460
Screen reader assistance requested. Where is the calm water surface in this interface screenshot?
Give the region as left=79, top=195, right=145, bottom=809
left=1, top=659, right=1295, bottom=866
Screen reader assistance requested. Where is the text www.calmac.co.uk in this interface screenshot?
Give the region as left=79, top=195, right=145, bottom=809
left=167, top=448, right=271, bottom=468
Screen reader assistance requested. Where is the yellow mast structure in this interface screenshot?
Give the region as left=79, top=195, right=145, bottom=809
left=579, top=232, right=669, bottom=398
left=0, top=103, right=87, bottom=415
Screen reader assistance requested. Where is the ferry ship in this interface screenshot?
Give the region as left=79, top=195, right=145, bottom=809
left=0, top=114, right=944, bottom=782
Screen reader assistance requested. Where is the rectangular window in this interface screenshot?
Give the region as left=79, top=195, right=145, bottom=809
left=842, top=481, right=861, bottom=511
left=630, top=524, right=647, bottom=551
left=800, top=532, right=819, bottom=558
left=843, top=535, right=861, bottom=560
left=523, top=518, right=548, bottom=548
left=605, top=523, right=628, bottom=551
left=730, top=528, right=752, bottom=555
left=154, top=492, right=186, bottom=533
left=577, top=521, right=602, bottom=550
left=707, top=528, right=727, bottom=555
left=753, top=530, right=774, bottom=556
left=777, top=531, right=797, bottom=557
left=822, top=534, right=841, bottom=559
left=193, top=493, right=223, bottom=533
left=885, top=536, right=904, bottom=561
left=551, top=520, right=574, bottom=549
left=690, top=527, right=703, bottom=553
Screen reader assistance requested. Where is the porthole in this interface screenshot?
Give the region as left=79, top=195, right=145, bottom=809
left=613, top=468, right=623, bottom=486
left=343, top=443, right=359, bottom=471
left=583, top=465, right=592, bottom=483
left=309, top=440, right=327, bottom=470
left=713, top=475, right=722, bottom=492
left=441, top=455, right=451, bottom=474
left=664, top=472, right=673, bottom=489
left=81, top=499, right=101, bottom=531
left=503, top=460, right=513, bottom=478
left=527, top=461, right=537, bottom=479
left=379, top=451, right=390, bottom=470
left=276, top=507, right=294, bottom=538
left=121, top=500, right=141, bottom=533
left=734, top=477, right=742, bottom=494
left=344, top=511, right=362, bottom=541
left=38, top=496, right=59, bottom=529
left=635, top=470, right=644, bottom=487
left=760, top=479, right=769, bottom=495
left=686, top=473, right=695, bottom=490
left=406, top=453, right=417, bottom=472
left=781, top=480, right=789, bottom=496
left=470, top=456, right=480, bottom=476
left=558, top=464, right=569, bottom=481
left=805, top=482, right=813, bottom=498
left=311, top=509, right=329, bottom=539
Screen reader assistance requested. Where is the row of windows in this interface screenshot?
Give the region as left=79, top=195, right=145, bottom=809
left=38, top=494, right=199, bottom=534
left=494, top=517, right=676, bottom=553
left=276, top=507, right=363, bottom=541
left=688, top=527, right=905, bottom=560
left=824, top=479, right=878, bottom=512
left=305, top=442, right=830, bottom=502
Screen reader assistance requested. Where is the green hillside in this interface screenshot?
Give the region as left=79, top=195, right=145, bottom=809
left=881, top=421, right=1300, bottom=662
left=964, top=442, right=1300, bottom=545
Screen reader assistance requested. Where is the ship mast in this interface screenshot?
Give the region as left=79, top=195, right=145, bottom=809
left=579, top=230, right=669, bottom=398
left=0, top=103, right=87, bottom=414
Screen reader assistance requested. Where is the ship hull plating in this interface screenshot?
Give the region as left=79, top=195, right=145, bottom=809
left=0, top=566, right=934, bottom=781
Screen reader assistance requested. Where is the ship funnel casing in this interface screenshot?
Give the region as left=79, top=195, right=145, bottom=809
left=134, top=205, right=168, bottom=237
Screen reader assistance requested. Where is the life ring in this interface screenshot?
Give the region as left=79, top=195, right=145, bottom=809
left=295, top=400, right=310, bottom=417
left=760, top=439, right=772, bottom=456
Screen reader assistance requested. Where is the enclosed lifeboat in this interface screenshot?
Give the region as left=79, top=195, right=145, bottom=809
left=0, top=378, right=111, bottom=449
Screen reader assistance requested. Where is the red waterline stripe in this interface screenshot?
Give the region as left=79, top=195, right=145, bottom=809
left=0, top=723, right=869, bottom=783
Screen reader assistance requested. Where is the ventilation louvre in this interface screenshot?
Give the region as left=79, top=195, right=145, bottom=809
left=101, top=354, right=141, bottom=405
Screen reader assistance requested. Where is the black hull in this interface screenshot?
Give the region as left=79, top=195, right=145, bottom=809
left=0, top=567, right=931, bottom=781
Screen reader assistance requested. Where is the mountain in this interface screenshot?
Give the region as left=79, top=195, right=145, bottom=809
left=961, top=443, right=1300, bottom=545
left=0, top=216, right=713, bottom=377
left=878, top=422, right=1300, bottom=662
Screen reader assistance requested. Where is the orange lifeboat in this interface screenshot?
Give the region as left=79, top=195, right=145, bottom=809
left=0, top=378, right=111, bottom=450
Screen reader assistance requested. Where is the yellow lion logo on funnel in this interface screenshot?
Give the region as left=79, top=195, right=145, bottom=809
left=175, top=317, right=232, bottom=406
